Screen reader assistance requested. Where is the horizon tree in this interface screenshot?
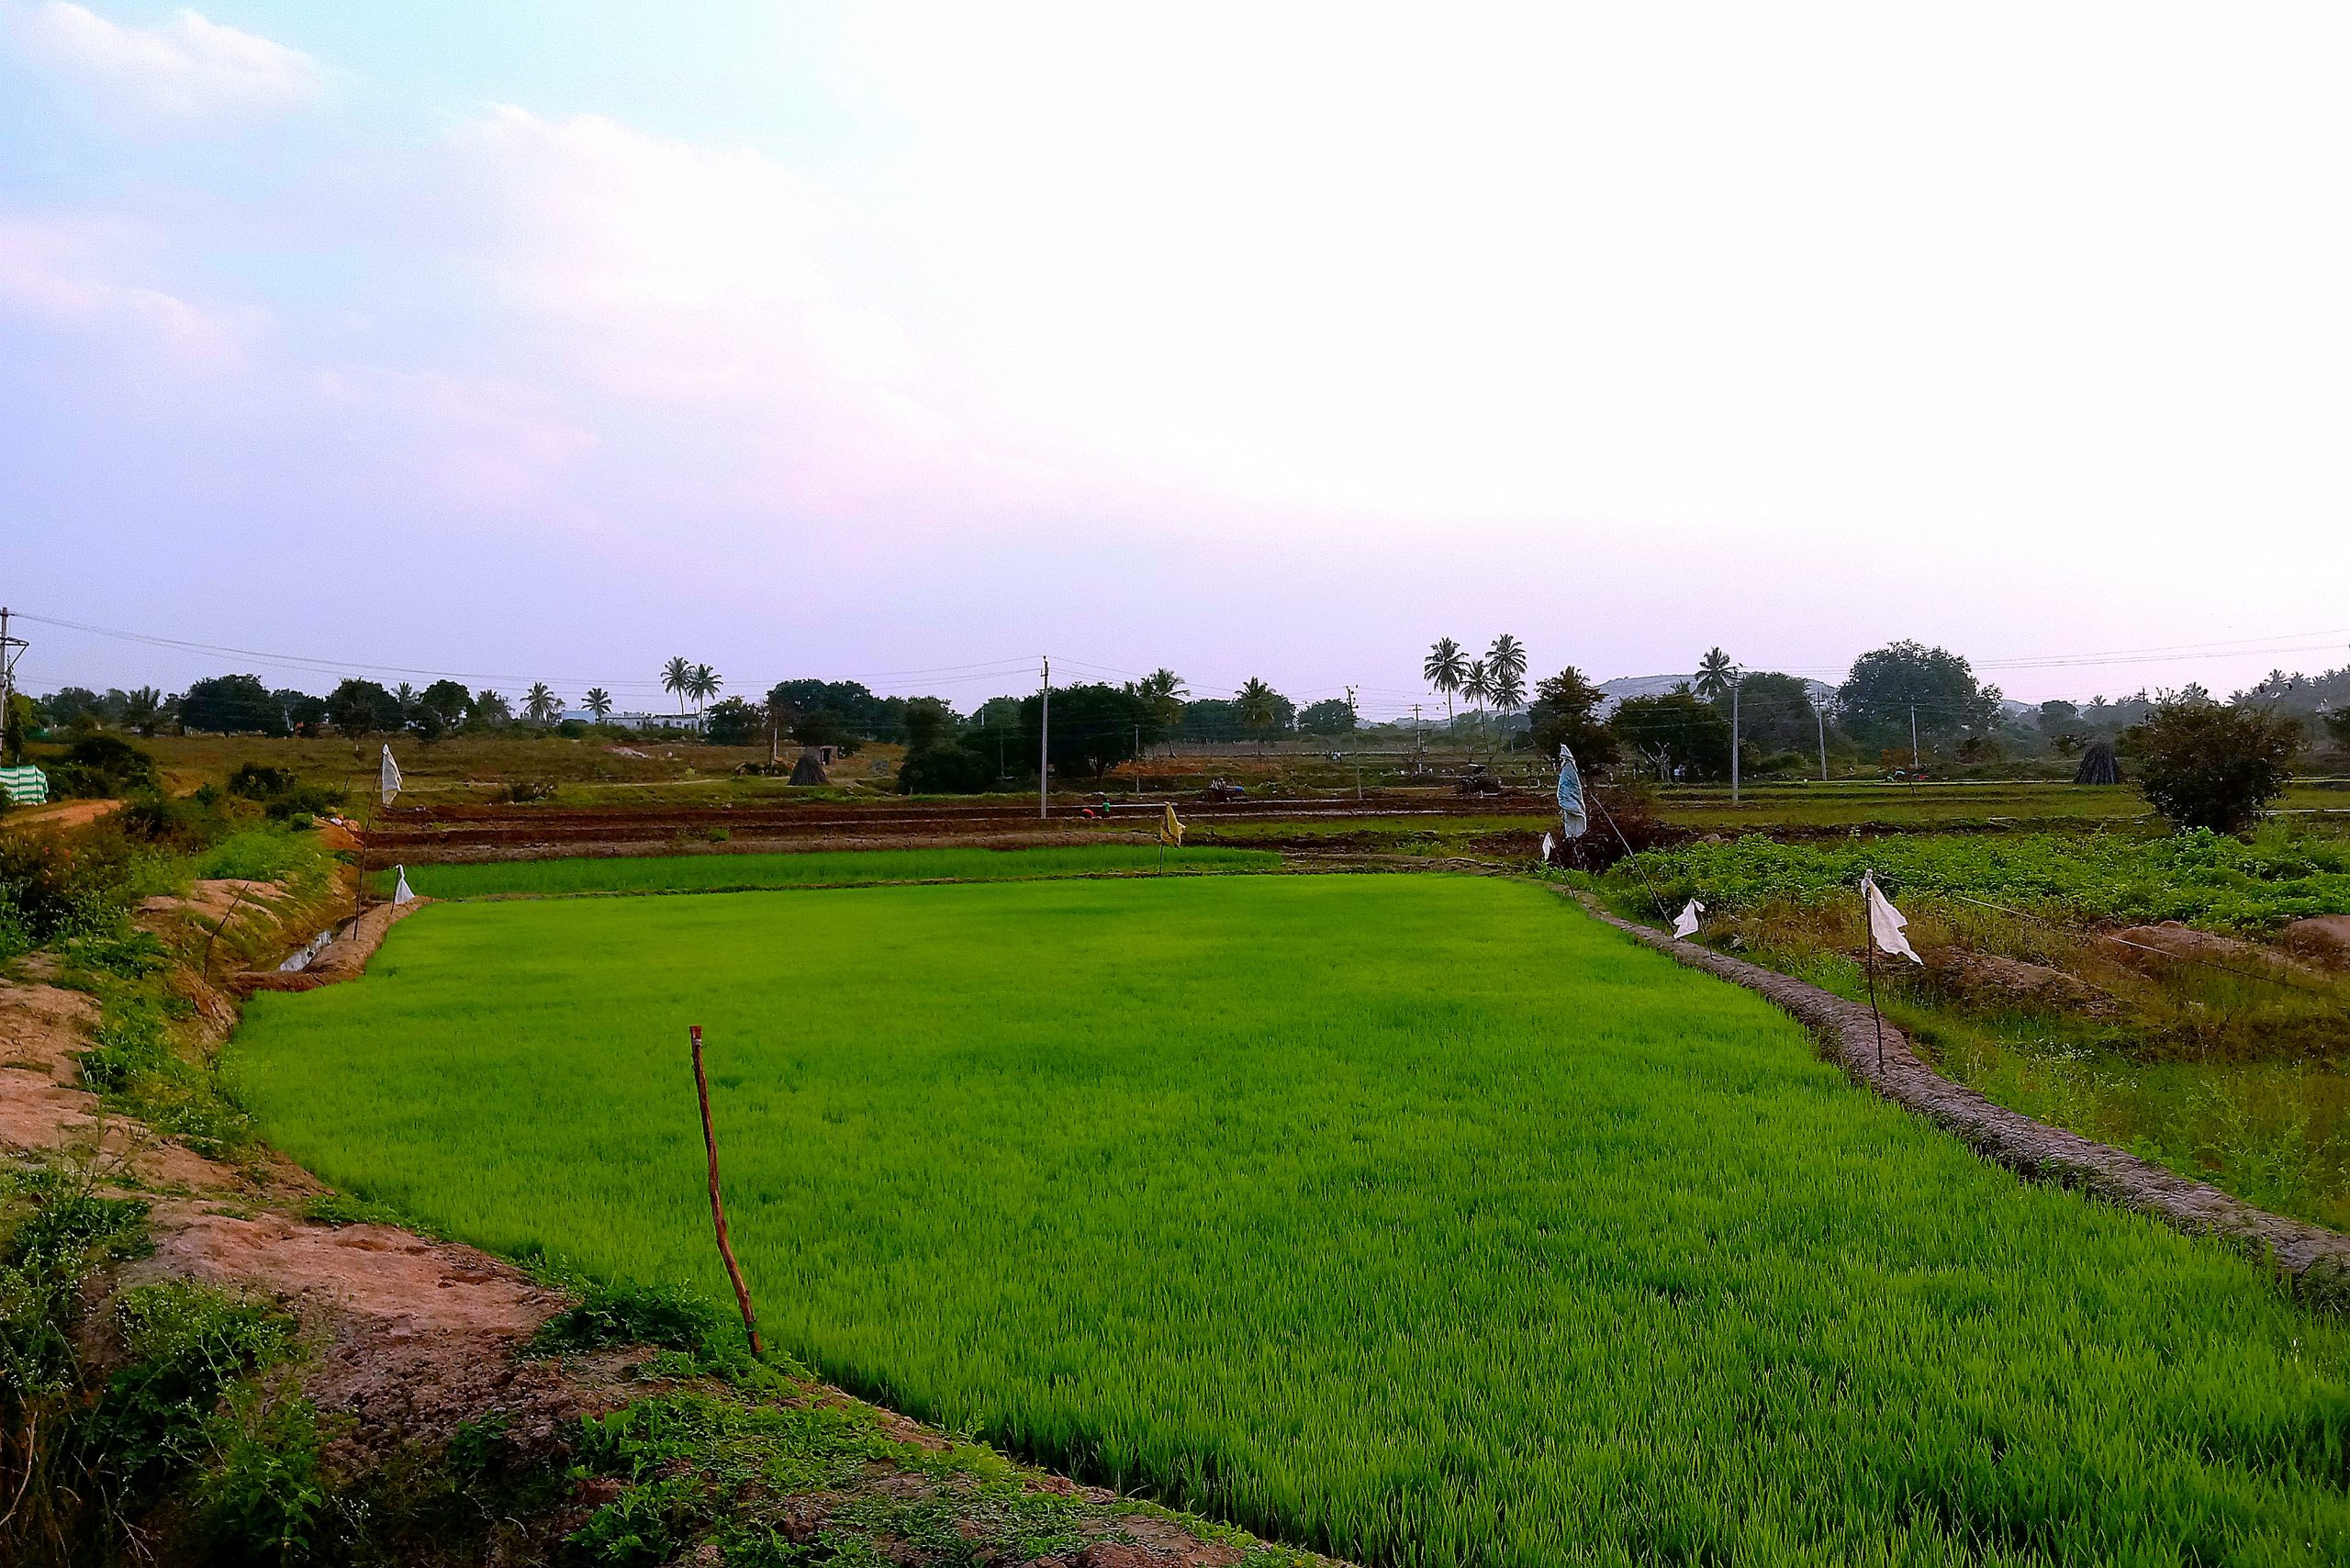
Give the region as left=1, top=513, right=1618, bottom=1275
left=522, top=683, right=562, bottom=723
left=1423, top=637, right=1468, bottom=731
left=1463, top=658, right=1494, bottom=721
left=583, top=688, right=613, bottom=722
left=661, top=655, right=692, bottom=716
left=1695, top=647, right=1736, bottom=701
left=687, top=664, right=722, bottom=717
left=1487, top=633, right=1528, bottom=703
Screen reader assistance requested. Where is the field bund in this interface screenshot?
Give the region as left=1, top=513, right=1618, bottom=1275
left=229, top=872, right=2350, bottom=1564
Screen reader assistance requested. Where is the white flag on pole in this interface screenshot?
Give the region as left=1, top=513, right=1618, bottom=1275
left=1539, top=831, right=1555, bottom=863
left=392, top=865, right=415, bottom=904
left=1862, top=871, right=1922, bottom=964
left=1672, top=899, right=1704, bottom=939
left=379, top=744, right=402, bottom=806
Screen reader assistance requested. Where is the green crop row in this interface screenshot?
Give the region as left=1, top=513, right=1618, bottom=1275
left=1611, top=824, right=2350, bottom=928
left=231, top=875, right=2350, bottom=1564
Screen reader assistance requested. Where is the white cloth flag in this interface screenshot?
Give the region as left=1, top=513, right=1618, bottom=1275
left=1862, top=871, right=1922, bottom=964
left=1539, top=831, right=1555, bottom=862
left=1672, top=899, right=1704, bottom=939
left=379, top=745, right=403, bottom=806
left=391, top=866, right=415, bottom=905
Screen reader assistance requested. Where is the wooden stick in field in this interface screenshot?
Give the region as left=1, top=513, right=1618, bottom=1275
left=689, top=1025, right=764, bottom=1356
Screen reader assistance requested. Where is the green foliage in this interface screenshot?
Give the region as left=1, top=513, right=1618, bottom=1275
left=76, top=988, right=253, bottom=1159
left=196, top=825, right=331, bottom=887
left=390, top=845, right=1275, bottom=899
left=703, top=696, right=760, bottom=745
left=327, top=678, right=403, bottom=739
left=531, top=1280, right=723, bottom=1356
left=1296, top=697, right=1357, bottom=736
left=181, top=674, right=288, bottom=736
left=1525, top=666, right=1616, bottom=768
left=1719, top=669, right=1820, bottom=754
left=1609, top=825, right=2350, bottom=929
left=896, top=742, right=995, bottom=795
left=2127, top=700, right=2302, bottom=834
left=45, top=733, right=159, bottom=799
left=196, top=1378, right=330, bottom=1563
left=1, top=1162, right=150, bottom=1403
left=89, top=1281, right=297, bottom=1507
left=1608, top=689, right=1731, bottom=779
left=1837, top=640, right=2001, bottom=750
left=236, top=876, right=2350, bottom=1564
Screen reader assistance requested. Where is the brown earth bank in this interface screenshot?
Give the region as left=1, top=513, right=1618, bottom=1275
left=0, top=876, right=1342, bottom=1568
left=360, top=791, right=1561, bottom=862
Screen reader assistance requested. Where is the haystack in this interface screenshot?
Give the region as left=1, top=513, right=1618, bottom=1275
left=2074, top=740, right=2119, bottom=785
left=789, top=747, right=831, bottom=786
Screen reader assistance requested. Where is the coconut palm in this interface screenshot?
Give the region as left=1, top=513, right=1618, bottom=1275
left=1491, top=666, right=1528, bottom=716
left=661, top=655, right=693, bottom=715
left=1136, top=668, right=1188, bottom=728
left=522, top=683, right=562, bottom=723
left=1695, top=647, right=1736, bottom=701
left=1463, top=658, right=1494, bottom=719
left=119, top=686, right=164, bottom=736
left=687, top=664, right=722, bottom=717
left=1487, top=634, right=1528, bottom=694
left=1236, top=678, right=1281, bottom=748
left=1423, top=637, right=1468, bottom=731
left=583, top=688, right=613, bottom=722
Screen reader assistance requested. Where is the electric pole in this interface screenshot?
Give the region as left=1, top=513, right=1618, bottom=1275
left=1816, top=699, right=1829, bottom=783
left=0, top=607, right=23, bottom=765
left=1729, top=669, right=1742, bottom=806
left=1038, top=655, right=1050, bottom=819
left=1909, top=704, right=1919, bottom=769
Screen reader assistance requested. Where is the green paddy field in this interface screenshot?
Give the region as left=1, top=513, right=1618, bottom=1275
left=231, top=868, right=2350, bottom=1565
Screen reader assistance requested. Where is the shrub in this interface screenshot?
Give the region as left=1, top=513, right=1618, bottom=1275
left=227, top=764, right=298, bottom=801
left=897, top=744, right=994, bottom=795
left=2126, top=701, right=2301, bottom=834
left=531, top=1281, right=722, bottom=1357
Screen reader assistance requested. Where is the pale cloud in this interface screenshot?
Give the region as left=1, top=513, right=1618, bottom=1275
left=13, top=3, right=322, bottom=133
left=0, top=211, right=238, bottom=361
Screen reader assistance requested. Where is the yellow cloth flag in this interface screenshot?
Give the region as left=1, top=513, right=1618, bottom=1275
left=1158, top=804, right=1185, bottom=846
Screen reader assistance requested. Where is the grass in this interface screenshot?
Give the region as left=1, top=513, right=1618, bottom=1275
left=229, top=874, right=2350, bottom=1564
left=1648, top=780, right=2350, bottom=833
left=379, top=844, right=1279, bottom=899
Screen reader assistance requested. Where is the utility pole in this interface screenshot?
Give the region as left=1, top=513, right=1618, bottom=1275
left=0, top=607, right=23, bottom=765
left=1038, top=655, right=1050, bottom=819
left=1909, top=704, right=1919, bottom=769
left=1729, top=670, right=1742, bottom=807
left=1412, top=703, right=1423, bottom=758
left=1815, top=700, right=1829, bottom=783
left=1134, top=723, right=1141, bottom=796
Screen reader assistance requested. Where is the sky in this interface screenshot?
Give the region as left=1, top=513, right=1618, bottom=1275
left=3, top=1, right=2347, bottom=717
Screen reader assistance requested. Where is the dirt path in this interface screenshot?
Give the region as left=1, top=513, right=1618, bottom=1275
left=2, top=797, right=123, bottom=833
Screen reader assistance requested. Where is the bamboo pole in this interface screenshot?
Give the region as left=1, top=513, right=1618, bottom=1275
left=689, top=1025, right=763, bottom=1356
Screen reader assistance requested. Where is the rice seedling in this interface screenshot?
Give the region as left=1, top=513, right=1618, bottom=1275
left=231, top=874, right=2350, bottom=1564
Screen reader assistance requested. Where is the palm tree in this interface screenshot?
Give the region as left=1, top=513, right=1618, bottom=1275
left=1423, top=637, right=1468, bottom=731
left=1695, top=647, right=1735, bottom=701
left=687, top=664, right=722, bottom=717
left=1491, top=666, right=1527, bottom=717
left=522, top=683, right=562, bottom=723
left=1236, top=678, right=1280, bottom=749
left=583, top=688, right=613, bottom=722
left=661, top=655, right=692, bottom=716
left=1486, top=634, right=1527, bottom=693
left=1136, top=668, right=1188, bottom=726
left=1463, top=658, right=1494, bottom=720
left=119, top=686, right=164, bottom=736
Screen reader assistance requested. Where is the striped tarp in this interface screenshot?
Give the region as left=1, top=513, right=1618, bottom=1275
left=0, top=765, right=50, bottom=805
